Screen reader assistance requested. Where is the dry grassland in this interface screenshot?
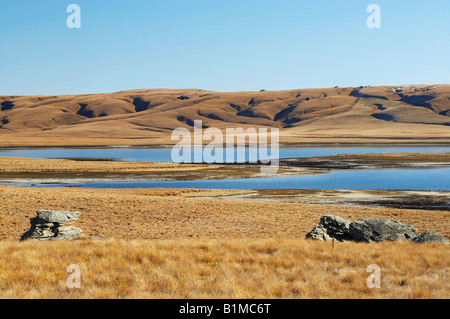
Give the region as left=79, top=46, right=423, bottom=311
left=0, top=186, right=448, bottom=299
left=1, top=186, right=449, bottom=241
left=0, top=239, right=448, bottom=299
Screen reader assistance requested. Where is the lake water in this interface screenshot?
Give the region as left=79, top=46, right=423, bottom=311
left=22, top=168, right=450, bottom=191
left=1, top=145, right=449, bottom=162
left=1, top=146, right=449, bottom=191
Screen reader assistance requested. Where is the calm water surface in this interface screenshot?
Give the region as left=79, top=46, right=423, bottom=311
left=2, top=146, right=449, bottom=190
left=25, top=168, right=450, bottom=191
left=0, top=146, right=449, bottom=162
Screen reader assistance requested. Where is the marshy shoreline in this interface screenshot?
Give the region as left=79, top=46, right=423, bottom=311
left=1, top=151, right=449, bottom=180
left=0, top=152, right=449, bottom=210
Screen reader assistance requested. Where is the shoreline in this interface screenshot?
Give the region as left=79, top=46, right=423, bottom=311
left=204, top=189, right=450, bottom=211
left=280, top=152, right=450, bottom=169
left=0, top=152, right=448, bottom=211
left=0, top=156, right=319, bottom=184
left=0, top=141, right=449, bottom=150
left=1, top=185, right=449, bottom=241
left=0, top=138, right=449, bottom=149
left=0, top=152, right=448, bottom=183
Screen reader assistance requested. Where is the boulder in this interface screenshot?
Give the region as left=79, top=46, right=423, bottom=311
left=21, top=210, right=83, bottom=241
left=35, top=210, right=81, bottom=224
left=412, top=230, right=449, bottom=244
left=306, top=215, right=352, bottom=241
left=349, top=218, right=417, bottom=242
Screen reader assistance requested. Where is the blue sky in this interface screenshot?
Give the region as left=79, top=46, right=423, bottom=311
left=0, top=0, right=449, bottom=95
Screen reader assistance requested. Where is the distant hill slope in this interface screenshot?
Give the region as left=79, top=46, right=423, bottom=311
left=0, top=85, right=449, bottom=146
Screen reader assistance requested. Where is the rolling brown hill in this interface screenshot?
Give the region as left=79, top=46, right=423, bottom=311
left=0, top=84, right=449, bottom=146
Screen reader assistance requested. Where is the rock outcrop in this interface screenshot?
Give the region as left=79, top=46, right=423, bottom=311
left=349, top=218, right=417, bottom=243
left=20, top=210, right=83, bottom=241
left=412, top=230, right=449, bottom=244
left=306, top=215, right=450, bottom=244
left=306, top=215, right=352, bottom=241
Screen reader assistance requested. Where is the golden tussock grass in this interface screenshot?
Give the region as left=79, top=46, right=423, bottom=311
left=0, top=239, right=448, bottom=299
left=0, top=185, right=448, bottom=299
left=1, top=186, right=449, bottom=241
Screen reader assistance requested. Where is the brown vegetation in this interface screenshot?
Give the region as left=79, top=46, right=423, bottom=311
left=0, top=85, right=449, bottom=147
left=0, top=183, right=448, bottom=299
left=0, top=156, right=312, bottom=181
left=0, top=239, right=448, bottom=298
left=0, top=186, right=448, bottom=241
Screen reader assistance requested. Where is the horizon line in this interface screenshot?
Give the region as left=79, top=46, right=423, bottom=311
left=1, top=83, right=447, bottom=97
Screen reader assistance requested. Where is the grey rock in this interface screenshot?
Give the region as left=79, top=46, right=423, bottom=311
left=306, top=215, right=352, bottom=241
left=53, top=226, right=84, bottom=240
left=21, top=210, right=83, bottom=241
left=349, top=218, right=417, bottom=242
left=36, top=210, right=81, bottom=224
left=412, top=230, right=449, bottom=244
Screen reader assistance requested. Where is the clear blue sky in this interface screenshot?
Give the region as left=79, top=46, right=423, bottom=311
left=0, top=0, right=449, bottom=95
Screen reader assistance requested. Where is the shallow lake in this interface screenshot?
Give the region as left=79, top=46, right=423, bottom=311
left=1, top=146, right=449, bottom=191
left=23, top=168, right=450, bottom=191
left=1, top=145, right=449, bottom=162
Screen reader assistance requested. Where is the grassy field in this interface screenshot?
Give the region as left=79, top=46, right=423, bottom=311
left=0, top=184, right=448, bottom=299
left=0, top=238, right=448, bottom=299
left=0, top=153, right=449, bottom=299
left=1, top=186, right=449, bottom=241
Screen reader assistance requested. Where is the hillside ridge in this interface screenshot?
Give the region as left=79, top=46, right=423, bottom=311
left=1, top=84, right=449, bottom=146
